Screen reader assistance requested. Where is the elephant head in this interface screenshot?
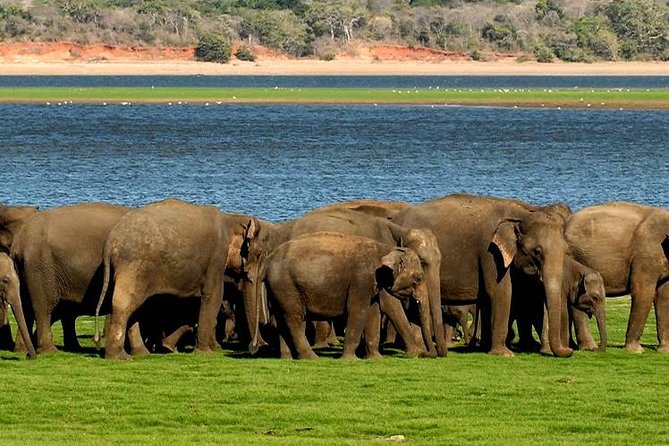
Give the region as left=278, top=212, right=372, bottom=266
left=390, top=227, right=444, bottom=356
left=0, top=205, right=38, bottom=251
left=0, top=253, right=36, bottom=359
left=376, top=247, right=432, bottom=353
left=573, top=268, right=607, bottom=352
left=492, top=209, right=572, bottom=357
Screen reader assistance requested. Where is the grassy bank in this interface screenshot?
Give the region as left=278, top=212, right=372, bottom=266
left=0, top=87, right=667, bottom=109
left=0, top=297, right=667, bottom=444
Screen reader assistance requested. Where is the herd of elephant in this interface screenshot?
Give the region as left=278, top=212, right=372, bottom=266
left=0, top=193, right=666, bottom=360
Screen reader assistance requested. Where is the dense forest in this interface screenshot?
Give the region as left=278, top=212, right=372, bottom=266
left=0, top=0, right=667, bottom=62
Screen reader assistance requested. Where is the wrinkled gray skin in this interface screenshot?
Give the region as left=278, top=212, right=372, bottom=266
left=392, top=193, right=573, bottom=357
left=244, top=208, right=444, bottom=357
left=566, top=202, right=669, bottom=353
left=262, top=232, right=428, bottom=359
left=10, top=203, right=131, bottom=354
left=0, top=253, right=36, bottom=359
left=509, top=256, right=607, bottom=353
left=94, top=199, right=256, bottom=359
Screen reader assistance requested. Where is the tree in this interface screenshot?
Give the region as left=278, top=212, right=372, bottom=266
left=195, top=33, right=232, bottom=62
left=600, top=0, right=668, bottom=59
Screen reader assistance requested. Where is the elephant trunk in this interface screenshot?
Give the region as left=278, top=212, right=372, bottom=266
left=416, top=281, right=437, bottom=357
left=595, top=302, right=607, bottom=352
left=426, top=266, right=447, bottom=357
left=243, top=261, right=263, bottom=355
left=6, top=276, right=35, bottom=359
left=545, top=271, right=573, bottom=358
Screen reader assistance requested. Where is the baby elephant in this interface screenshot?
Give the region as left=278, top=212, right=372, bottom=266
left=0, top=253, right=36, bottom=359
left=263, top=232, right=429, bottom=359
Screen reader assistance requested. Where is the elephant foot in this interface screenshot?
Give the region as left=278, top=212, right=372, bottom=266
left=489, top=346, right=514, bottom=357
left=298, top=351, right=319, bottom=360
left=312, top=342, right=329, bottom=350
left=105, top=349, right=131, bottom=360
left=366, top=351, right=383, bottom=360
left=340, top=353, right=358, bottom=360
left=624, top=342, right=644, bottom=354
left=419, top=350, right=438, bottom=358
left=539, top=345, right=552, bottom=356
left=578, top=341, right=599, bottom=351
left=130, top=345, right=150, bottom=356
left=657, top=344, right=669, bottom=354
left=194, top=345, right=219, bottom=354
left=37, top=344, right=59, bottom=355
left=161, top=342, right=177, bottom=353
left=405, top=346, right=425, bottom=358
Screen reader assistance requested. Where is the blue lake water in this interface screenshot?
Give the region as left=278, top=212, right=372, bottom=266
left=1, top=97, right=666, bottom=221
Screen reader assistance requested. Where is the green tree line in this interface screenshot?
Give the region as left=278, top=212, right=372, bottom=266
left=0, top=0, right=666, bottom=62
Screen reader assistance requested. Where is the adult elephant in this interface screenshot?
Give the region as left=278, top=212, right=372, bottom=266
left=0, top=252, right=36, bottom=359
left=392, top=193, right=573, bottom=357
left=244, top=208, right=445, bottom=357
left=565, top=202, right=669, bottom=353
left=10, top=203, right=130, bottom=353
left=94, top=199, right=257, bottom=360
left=263, top=232, right=428, bottom=359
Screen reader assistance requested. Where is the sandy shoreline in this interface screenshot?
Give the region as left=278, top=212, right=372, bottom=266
left=1, top=59, right=668, bottom=76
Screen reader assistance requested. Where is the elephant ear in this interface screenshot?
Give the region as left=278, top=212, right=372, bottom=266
left=0, top=205, right=38, bottom=252
left=240, top=219, right=258, bottom=259
left=376, top=248, right=406, bottom=292
left=491, top=220, right=519, bottom=269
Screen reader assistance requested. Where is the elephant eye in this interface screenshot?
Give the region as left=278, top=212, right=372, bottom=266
left=532, top=246, right=543, bottom=258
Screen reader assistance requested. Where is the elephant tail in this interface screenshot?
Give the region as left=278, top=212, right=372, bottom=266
left=93, top=249, right=111, bottom=350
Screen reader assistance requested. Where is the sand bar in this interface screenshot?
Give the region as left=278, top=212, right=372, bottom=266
left=1, top=60, right=668, bottom=77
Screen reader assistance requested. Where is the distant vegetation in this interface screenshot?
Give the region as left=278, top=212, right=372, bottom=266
left=0, top=0, right=666, bottom=62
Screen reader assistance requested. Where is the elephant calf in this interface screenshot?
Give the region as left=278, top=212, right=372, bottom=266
left=262, top=232, right=430, bottom=359
left=0, top=253, right=35, bottom=359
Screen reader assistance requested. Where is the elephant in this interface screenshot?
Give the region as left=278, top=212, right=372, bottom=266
left=443, top=304, right=477, bottom=346
left=0, top=252, right=36, bottom=359
left=243, top=208, right=445, bottom=357
left=308, top=199, right=412, bottom=219
left=391, top=193, right=574, bottom=357
left=565, top=202, right=669, bottom=353
left=9, top=203, right=131, bottom=354
left=94, top=199, right=257, bottom=359
left=261, top=232, right=428, bottom=359
left=508, top=255, right=607, bottom=353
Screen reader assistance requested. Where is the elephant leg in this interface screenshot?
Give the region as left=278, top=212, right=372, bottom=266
left=379, top=293, right=425, bottom=357
left=383, top=318, right=398, bottom=346
left=195, top=273, right=224, bottom=353
left=539, top=306, right=551, bottom=355
left=104, top=281, right=143, bottom=360
left=286, top=318, right=317, bottom=360
left=61, top=314, right=81, bottom=352
left=485, top=269, right=514, bottom=356
left=571, top=307, right=598, bottom=351
left=312, top=321, right=332, bottom=349
left=34, top=307, right=57, bottom=354
left=444, top=322, right=455, bottom=347
left=625, top=276, right=656, bottom=353
left=162, top=325, right=194, bottom=353
left=127, top=321, right=149, bottom=356
left=363, top=303, right=382, bottom=360
left=655, top=283, right=669, bottom=353
left=279, top=333, right=292, bottom=359
left=342, top=305, right=368, bottom=360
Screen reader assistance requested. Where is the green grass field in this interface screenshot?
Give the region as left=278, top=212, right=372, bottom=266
left=0, top=87, right=667, bottom=109
left=0, top=297, right=667, bottom=445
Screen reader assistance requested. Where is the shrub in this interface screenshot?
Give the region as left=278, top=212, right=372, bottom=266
left=235, top=47, right=256, bottom=61
left=195, top=34, right=232, bottom=63
left=534, top=44, right=553, bottom=62
left=319, top=53, right=335, bottom=61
